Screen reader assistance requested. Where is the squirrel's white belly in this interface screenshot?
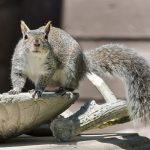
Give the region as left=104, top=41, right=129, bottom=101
left=50, top=69, right=66, bottom=87
left=24, top=54, right=66, bottom=87
left=25, top=54, right=48, bottom=83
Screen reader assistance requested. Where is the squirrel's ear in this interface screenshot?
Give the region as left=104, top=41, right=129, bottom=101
left=44, top=21, right=51, bottom=35
left=20, top=20, right=30, bottom=34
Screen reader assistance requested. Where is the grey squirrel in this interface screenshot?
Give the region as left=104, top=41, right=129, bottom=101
left=9, top=21, right=150, bottom=123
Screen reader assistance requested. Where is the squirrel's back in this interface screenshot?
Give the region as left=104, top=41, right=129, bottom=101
left=47, top=26, right=87, bottom=86
left=48, top=26, right=85, bottom=66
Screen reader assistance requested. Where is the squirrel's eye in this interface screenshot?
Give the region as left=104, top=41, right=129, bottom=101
left=45, top=35, right=48, bottom=40
left=24, top=34, right=28, bottom=40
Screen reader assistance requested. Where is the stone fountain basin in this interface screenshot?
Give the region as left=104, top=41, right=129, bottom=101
left=0, top=92, right=78, bottom=141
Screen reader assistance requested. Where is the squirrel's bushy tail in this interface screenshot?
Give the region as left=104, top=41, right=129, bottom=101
left=84, top=44, right=150, bottom=123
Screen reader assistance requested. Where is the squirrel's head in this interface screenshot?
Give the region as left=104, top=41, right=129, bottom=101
left=20, top=20, right=51, bottom=55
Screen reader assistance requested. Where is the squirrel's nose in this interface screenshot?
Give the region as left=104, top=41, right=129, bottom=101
left=33, top=39, right=40, bottom=47
left=34, top=43, right=40, bottom=47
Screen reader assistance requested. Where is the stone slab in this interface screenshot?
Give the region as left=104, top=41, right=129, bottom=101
left=0, top=134, right=150, bottom=150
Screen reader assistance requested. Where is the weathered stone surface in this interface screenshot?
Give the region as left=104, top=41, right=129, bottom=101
left=51, top=100, right=128, bottom=141
left=0, top=92, right=78, bottom=140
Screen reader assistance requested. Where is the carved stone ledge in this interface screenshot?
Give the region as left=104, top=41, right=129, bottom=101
left=0, top=92, right=78, bottom=141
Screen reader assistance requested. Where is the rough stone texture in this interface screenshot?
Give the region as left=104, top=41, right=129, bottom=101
left=51, top=100, right=128, bottom=141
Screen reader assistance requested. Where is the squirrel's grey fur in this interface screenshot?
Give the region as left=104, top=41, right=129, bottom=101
left=10, top=21, right=150, bottom=123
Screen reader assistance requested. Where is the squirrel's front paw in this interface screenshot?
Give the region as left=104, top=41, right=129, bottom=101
left=31, top=90, right=43, bottom=99
left=55, top=87, right=74, bottom=99
left=8, top=88, right=21, bottom=95
left=28, top=89, right=35, bottom=94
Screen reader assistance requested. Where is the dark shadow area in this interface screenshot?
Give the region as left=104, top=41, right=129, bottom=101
left=75, top=133, right=150, bottom=149
left=20, top=0, right=63, bottom=29
left=25, top=123, right=53, bottom=137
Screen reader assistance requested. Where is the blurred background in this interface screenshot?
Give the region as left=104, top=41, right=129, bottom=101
left=0, top=0, right=150, bottom=136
